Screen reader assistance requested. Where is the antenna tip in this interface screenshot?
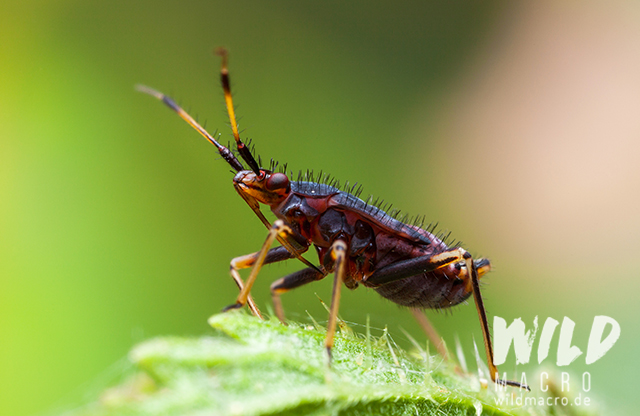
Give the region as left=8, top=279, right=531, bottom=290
left=215, top=47, right=228, bottom=57
left=135, top=84, right=163, bottom=100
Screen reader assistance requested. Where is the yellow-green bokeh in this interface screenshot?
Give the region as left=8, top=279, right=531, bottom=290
left=1, top=1, right=638, bottom=415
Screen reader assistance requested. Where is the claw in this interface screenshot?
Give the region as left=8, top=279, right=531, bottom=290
left=222, top=302, right=243, bottom=312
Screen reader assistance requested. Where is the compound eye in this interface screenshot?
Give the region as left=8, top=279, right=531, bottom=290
left=265, top=172, right=290, bottom=192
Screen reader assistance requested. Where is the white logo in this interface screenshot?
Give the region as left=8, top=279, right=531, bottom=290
left=493, top=315, right=620, bottom=366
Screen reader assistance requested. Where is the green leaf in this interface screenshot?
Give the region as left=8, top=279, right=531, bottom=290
left=65, top=312, right=599, bottom=416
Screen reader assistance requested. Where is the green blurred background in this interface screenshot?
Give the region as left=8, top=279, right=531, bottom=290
left=1, top=1, right=639, bottom=415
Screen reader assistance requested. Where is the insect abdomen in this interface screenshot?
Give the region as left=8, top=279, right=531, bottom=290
left=374, top=268, right=471, bottom=309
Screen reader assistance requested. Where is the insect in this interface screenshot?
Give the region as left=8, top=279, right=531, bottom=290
left=137, top=48, right=529, bottom=390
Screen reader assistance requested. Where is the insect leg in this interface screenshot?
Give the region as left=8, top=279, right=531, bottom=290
left=230, top=246, right=299, bottom=319
left=324, top=240, right=348, bottom=365
left=365, top=247, right=529, bottom=390
left=238, top=192, right=322, bottom=273
left=270, top=267, right=327, bottom=324
left=365, top=248, right=470, bottom=286
left=409, top=259, right=493, bottom=361
left=222, top=220, right=293, bottom=312
left=409, top=308, right=450, bottom=361
left=464, top=254, right=530, bottom=391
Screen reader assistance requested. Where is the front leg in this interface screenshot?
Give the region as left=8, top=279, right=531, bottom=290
left=224, top=220, right=302, bottom=313
left=230, top=246, right=298, bottom=319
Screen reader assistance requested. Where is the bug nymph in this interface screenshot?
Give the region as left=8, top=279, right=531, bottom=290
left=137, top=48, right=529, bottom=391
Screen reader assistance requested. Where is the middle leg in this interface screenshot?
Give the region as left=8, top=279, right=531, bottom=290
left=270, top=267, right=327, bottom=323
left=324, top=239, right=348, bottom=365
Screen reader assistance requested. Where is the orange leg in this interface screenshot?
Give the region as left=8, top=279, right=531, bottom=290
left=366, top=247, right=529, bottom=390
left=324, top=240, right=348, bottom=364
left=223, top=220, right=294, bottom=312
